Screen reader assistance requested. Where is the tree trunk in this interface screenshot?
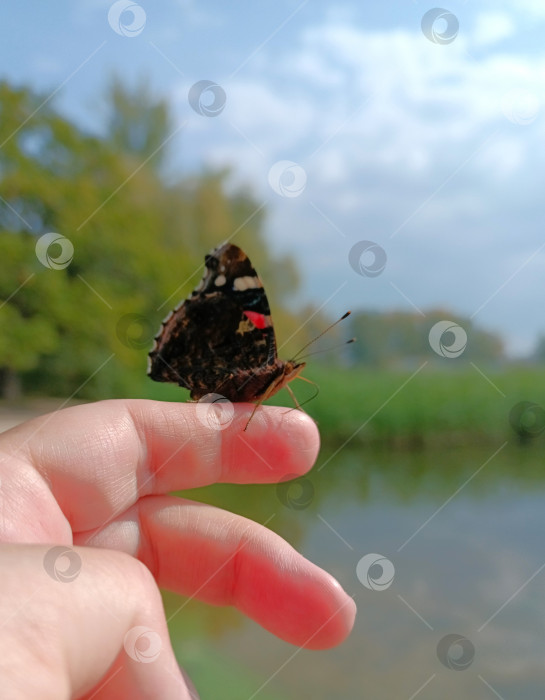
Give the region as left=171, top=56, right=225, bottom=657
left=0, top=367, right=22, bottom=400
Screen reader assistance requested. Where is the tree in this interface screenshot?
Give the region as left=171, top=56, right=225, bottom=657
left=0, top=79, right=300, bottom=399
left=348, top=309, right=504, bottom=367
left=104, top=76, right=173, bottom=170
left=532, top=334, right=545, bottom=363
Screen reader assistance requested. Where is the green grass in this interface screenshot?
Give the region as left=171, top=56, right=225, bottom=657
left=163, top=592, right=290, bottom=700
left=175, top=646, right=289, bottom=700
left=298, top=365, right=545, bottom=446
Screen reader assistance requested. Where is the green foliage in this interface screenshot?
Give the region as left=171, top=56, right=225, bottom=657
left=0, top=79, right=299, bottom=399
left=348, top=309, right=504, bottom=367
left=105, top=76, right=173, bottom=168
left=298, top=365, right=545, bottom=447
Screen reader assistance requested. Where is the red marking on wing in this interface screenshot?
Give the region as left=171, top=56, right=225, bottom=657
left=244, top=310, right=267, bottom=329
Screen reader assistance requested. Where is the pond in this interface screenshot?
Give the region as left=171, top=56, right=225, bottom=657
left=166, top=440, right=545, bottom=700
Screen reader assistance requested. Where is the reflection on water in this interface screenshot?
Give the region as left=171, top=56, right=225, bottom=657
left=167, top=441, right=545, bottom=700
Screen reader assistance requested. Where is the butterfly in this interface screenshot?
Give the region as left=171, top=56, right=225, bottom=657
left=148, top=242, right=307, bottom=405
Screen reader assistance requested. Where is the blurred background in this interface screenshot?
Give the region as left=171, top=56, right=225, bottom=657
left=1, top=1, right=545, bottom=698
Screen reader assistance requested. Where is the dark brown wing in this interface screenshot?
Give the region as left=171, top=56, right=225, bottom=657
left=148, top=243, right=278, bottom=397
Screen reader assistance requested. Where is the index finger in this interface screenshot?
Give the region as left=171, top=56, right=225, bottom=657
left=2, top=399, right=319, bottom=532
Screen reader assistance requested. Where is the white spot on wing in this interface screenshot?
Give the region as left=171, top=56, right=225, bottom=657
left=215, top=274, right=227, bottom=286
left=147, top=343, right=157, bottom=373
left=233, top=275, right=262, bottom=291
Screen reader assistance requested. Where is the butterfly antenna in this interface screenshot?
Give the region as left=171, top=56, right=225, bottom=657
left=291, top=311, right=352, bottom=361
left=294, top=337, right=356, bottom=361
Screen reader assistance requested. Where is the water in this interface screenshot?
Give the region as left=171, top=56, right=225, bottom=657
left=167, top=441, right=545, bottom=699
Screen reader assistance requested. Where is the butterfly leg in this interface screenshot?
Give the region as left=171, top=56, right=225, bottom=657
left=286, top=383, right=301, bottom=410
left=282, top=376, right=320, bottom=416
left=243, top=373, right=287, bottom=431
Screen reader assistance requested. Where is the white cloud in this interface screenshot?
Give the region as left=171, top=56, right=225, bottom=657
left=506, top=0, right=545, bottom=18
left=472, top=11, right=515, bottom=47
left=311, top=148, right=348, bottom=186
left=171, top=11, right=545, bottom=350
left=225, top=80, right=315, bottom=151
left=207, top=21, right=545, bottom=202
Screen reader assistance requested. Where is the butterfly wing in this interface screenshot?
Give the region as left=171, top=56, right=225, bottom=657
left=148, top=243, right=279, bottom=398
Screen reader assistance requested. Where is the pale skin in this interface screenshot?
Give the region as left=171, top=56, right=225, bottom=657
left=0, top=400, right=356, bottom=699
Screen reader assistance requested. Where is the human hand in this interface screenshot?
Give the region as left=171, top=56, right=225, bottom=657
left=0, top=400, right=356, bottom=699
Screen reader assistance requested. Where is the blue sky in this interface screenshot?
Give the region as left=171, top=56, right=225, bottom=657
left=2, top=0, right=545, bottom=355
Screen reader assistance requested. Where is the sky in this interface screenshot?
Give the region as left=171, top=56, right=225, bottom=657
left=2, top=0, right=545, bottom=356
